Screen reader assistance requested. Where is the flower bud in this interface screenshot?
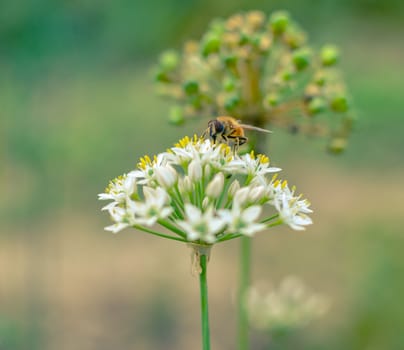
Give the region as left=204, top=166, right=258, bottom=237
left=269, top=11, right=290, bottom=34
left=155, top=165, right=177, bottom=188
left=321, top=45, right=339, bottom=66
left=178, top=176, right=193, bottom=194
left=292, top=48, right=312, bottom=70
left=234, top=187, right=250, bottom=207
left=204, top=164, right=212, bottom=179
left=206, top=173, right=224, bottom=199
left=228, top=180, right=240, bottom=199
left=330, top=95, right=349, bottom=113
left=248, top=186, right=266, bottom=203
left=202, top=197, right=210, bottom=210
left=169, top=106, right=185, bottom=125
left=188, top=160, right=203, bottom=182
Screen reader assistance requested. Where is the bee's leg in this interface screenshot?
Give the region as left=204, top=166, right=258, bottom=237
left=238, top=136, right=248, bottom=146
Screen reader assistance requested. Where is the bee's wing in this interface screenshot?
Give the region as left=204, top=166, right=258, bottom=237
left=239, top=124, right=272, bottom=133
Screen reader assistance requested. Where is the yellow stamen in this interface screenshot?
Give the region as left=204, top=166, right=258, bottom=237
left=281, top=180, right=288, bottom=189
left=258, top=154, right=269, bottom=164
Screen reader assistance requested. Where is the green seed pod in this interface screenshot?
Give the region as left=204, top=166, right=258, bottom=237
left=223, top=77, right=236, bottom=92
left=314, top=71, right=326, bottom=86
left=284, top=27, right=306, bottom=49
left=280, top=68, right=294, bottom=82
left=201, top=34, right=221, bottom=56
left=269, top=11, right=290, bottom=34
left=246, top=11, right=265, bottom=31
left=183, top=80, right=199, bottom=95
left=265, top=93, right=279, bottom=107
left=292, top=48, right=312, bottom=70
left=321, top=45, right=340, bottom=66
left=308, top=97, right=326, bottom=115
left=330, top=95, right=349, bottom=113
left=169, top=106, right=185, bottom=125
left=154, top=70, right=170, bottom=83
left=223, top=55, right=238, bottom=68
left=159, top=50, right=180, bottom=71
left=209, top=19, right=226, bottom=35
left=224, top=95, right=241, bottom=111
left=328, top=137, right=347, bottom=154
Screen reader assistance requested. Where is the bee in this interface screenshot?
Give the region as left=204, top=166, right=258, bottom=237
left=202, top=116, right=272, bottom=151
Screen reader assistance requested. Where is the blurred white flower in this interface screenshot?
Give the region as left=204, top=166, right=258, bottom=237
left=247, top=276, right=330, bottom=332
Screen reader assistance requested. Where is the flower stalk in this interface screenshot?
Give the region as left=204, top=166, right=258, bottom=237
left=238, top=235, right=252, bottom=350
left=198, top=250, right=211, bottom=350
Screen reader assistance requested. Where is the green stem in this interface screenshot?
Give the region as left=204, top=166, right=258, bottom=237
left=217, top=233, right=242, bottom=243
left=238, top=235, right=251, bottom=350
left=260, top=213, right=279, bottom=223
left=133, top=225, right=186, bottom=242
left=199, top=253, right=211, bottom=350
left=157, top=219, right=187, bottom=238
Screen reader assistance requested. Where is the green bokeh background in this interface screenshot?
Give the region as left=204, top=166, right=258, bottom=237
left=1, top=1, right=403, bottom=349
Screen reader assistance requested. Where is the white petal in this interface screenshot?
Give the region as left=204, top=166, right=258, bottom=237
left=242, top=206, right=262, bottom=223
left=98, top=193, right=114, bottom=200
left=184, top=204, right=202, bottom=223
left=209, top=217, right=226, bottom=233
left=101, top=201, right=118, bottom=211
left=105, top=222, right=129, bottom=233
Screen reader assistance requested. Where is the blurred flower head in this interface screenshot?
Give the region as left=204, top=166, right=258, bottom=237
left=99, top=136, right=312, bottom=244
left=154, top=10, right=354, bottom=153
left=247, top=276, right=330, bottom=333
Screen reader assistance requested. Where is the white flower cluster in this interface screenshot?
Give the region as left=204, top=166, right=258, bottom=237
left=247, top=276, right=330, bottom=332
left=99, top=136, right=312, bottom=244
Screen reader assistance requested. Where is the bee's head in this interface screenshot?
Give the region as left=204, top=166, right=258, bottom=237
left=207, top=119, right=224, bottom=136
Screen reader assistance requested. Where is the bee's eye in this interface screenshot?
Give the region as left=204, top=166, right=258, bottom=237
left=215, top=121, right=224, bottom=133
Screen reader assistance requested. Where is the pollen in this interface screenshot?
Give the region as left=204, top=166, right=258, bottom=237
left=175, top=136, right=191, bottom=148
left=281, top=180, right=288, bottom=189
left=138, top=155, right=152, bottom=170
left=258, top=154, right=269, bottom=164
